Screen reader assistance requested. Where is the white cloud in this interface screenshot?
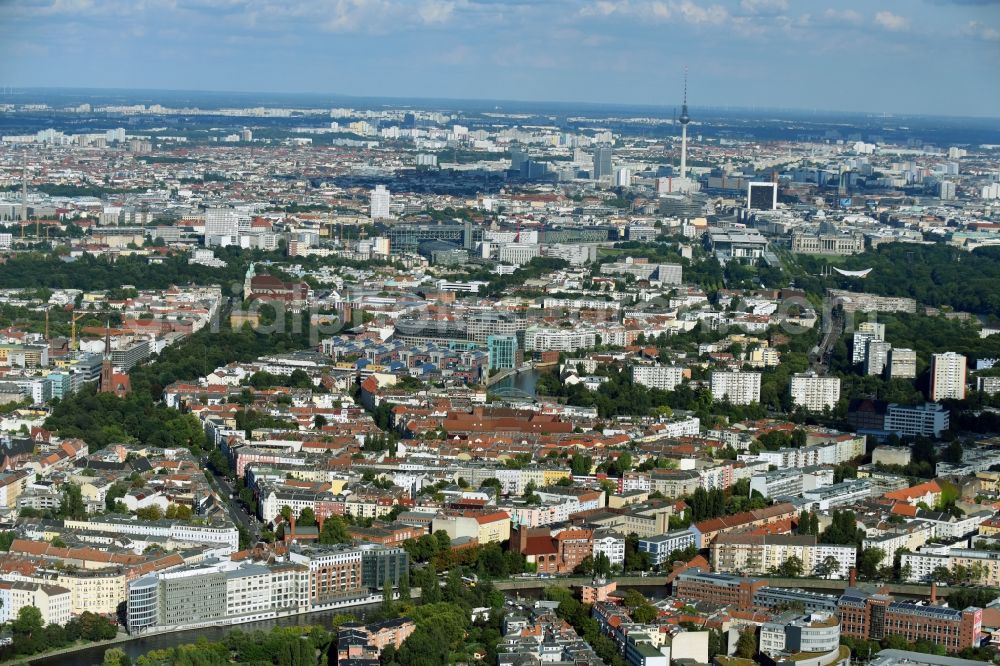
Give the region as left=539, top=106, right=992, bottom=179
left=419, top=0, right=455, bottom=24
left=965, top=20, right=1000, bottom=41
left=320, top=0, right=458, bottom=33
left=674, top=0, right=727, bottom=24
left=874, top=11, right=910, bottom=32
left=579, top=1, right=630, bottom=17
left=822, top=8, right=861, bottom=24
left=648, top=1, right=671, bottom=19
left=579, top=0, right=728, bottom=25
left=739, top=0, right=787, bottom=15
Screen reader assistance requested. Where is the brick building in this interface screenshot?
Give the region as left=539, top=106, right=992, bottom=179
left=838, top=588, right=982, bottom=653
left=511, top=526, right=594, bottom=575
left=673, top=569, right=765, bottom=610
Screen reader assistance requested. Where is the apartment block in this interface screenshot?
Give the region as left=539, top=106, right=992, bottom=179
left=710, top=371, right=761, bottom=405
left=930, top=352, right=966, bottom=401
left=790, top=372, right=841, bottom=412
left=632, top=365, right=685, bottom=391
left=638, top=529, right=698, bottom=566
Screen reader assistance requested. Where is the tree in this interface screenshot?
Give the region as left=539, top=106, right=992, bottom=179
left=135, top=505, right=164, bottom=521
left=858, top=547, right=886, bottom=581
left=59, top=483, right=86, bottom=519
left=398, top=571, right=411, bottom=602
left=104, top=480, right=130, bottom=512
left=623, top=589, right=647, bottom=610
left=420, top=563, right=442, bottom=603
left=593, top=552, right=613, bottom=578
left=632, top=603, right=658, bottom=624
left=570, top=454, right=592, bottom=476
left=941, top=440, right=964, bottom=465
left=318, top=516, right=350, bottom=545
left=12, top=605, right=43, bottom=636
left=820, top=510, right=863, bottom=545
left=777, top=555, right=804, bottom=578
left=736, top=627, right=757, bottom=659
left=814, top=555, right=841, bottom=579
left=298, top=507, right=317, bottom=527
left=708, top=629, right=725, bottom=660
left=103, top=648, right=131, bottom=666
left=480, top=478, right=502, bottom=493
left=574, top=555, right=595, bottom=576
left=434, top=529, right=451, bottom=552
left=624, top=533, right=652, bottom=572
left=797, top=510, right=811, bottom=535
left=381, top=575, right=394, bottom=615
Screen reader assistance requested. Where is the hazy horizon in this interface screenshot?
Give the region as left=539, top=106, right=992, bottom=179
left=2, top=0, right=999, bottom=118
left=5, top=85, right=1000, bottom=123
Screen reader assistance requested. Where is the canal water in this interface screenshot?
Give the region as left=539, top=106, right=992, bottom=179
left=494, top=368, right=541, bottom=396
left=23, top=603, right=379, bottom=666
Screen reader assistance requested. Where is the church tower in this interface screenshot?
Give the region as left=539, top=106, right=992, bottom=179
left=100, top=322, right=114, bottom=394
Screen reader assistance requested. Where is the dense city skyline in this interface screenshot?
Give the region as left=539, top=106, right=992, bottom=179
left=4, top=3, right=1000, bottom=665
left=2, top=0, right=999, bottom=117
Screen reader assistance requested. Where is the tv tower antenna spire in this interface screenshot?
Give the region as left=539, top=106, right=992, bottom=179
left=20, top=151, right=28, bottom=226
left=678, top=67, right=691, bottom=181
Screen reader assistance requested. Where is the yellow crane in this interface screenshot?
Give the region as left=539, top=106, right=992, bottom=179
left=70, top=309, right=113, bottom=351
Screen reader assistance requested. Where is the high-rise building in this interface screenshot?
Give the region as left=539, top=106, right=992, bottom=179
left=487, top=335, right=518, bottom=371
left=747, top=182, right=778, bottom=210
left=509, top=143, right=528, bottom=175
left=615, top=168, right=631, bottom=187
left=789, top=371, right=841, bottom=412
left=852, top=321, right=885, bottom=364
left=204, top=207, right=241, bottom=247
left=710, top=371, right=762, bottom=405
left=939, top=180, right=957, bottom=201
left=592, top=144, right=612, bottom=180
left=930, top=352, right=966, bottom=401
left=370, top=185, right=391, bottom=220
left=632, top=365, right=684, bottom=391
left=865, top=341, right=892, bottom=376
left=887, top=348, right=917, bottom=379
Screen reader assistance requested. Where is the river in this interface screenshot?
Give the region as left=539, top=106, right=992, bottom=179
left=494, top=368, right=541, bottom=397
left=22, top=603, right=380, bottom=666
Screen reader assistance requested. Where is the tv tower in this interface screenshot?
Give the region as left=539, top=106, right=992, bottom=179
left=20, top=151, right=28, bottom=226
left=679, top=67, right=691, bottom=181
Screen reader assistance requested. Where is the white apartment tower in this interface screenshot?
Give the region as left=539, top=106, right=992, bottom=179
left=204, top=207, right=241, bottom=247
left=852, top=321, right=885, bottom=364
left=790, top=372, right=841, bottom=412
left=930, top=352, right=966, bottom=401
left=632, top=365, right=685, bottom=391
left=710, top=371, right=761, bottom=405
left=370, top=185, right=391, bottom=220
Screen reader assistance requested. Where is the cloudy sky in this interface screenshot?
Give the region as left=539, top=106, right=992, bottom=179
left=2, top=0, right=998, bottom=116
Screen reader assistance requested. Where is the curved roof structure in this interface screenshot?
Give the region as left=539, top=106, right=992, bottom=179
left=833, top=267, right=873, bottom=278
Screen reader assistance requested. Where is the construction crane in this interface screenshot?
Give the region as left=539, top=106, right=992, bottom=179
left=70, top=309, right=113, bottom=351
